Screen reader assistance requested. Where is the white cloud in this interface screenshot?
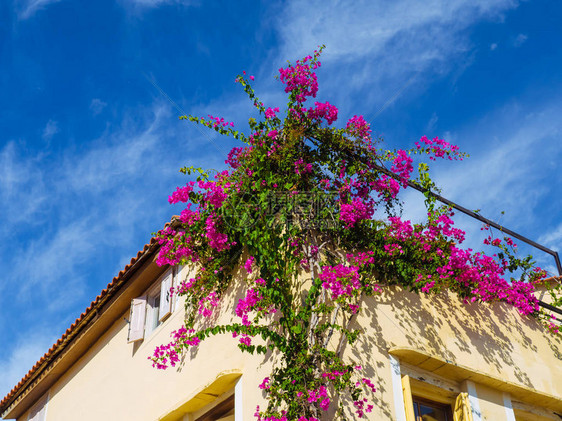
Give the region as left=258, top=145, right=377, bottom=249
left=420, top=100, right=562, bottom=269
left=42, top=119, right=59, bottom=141
left=0, top=331, right=57, bottom=400
left=435, top=103, right=561, bottom=215
left=272, top=0, right=519, bottom=113
left=0, top=142, right=48, bottom=227
left=426, top=112, right=439, bottom=132
left=539, top=224, right=562, bottom=252
left=17, top=0, right=62, bottom=20
left=89, top=98, right=107, bottom=116
left=490, top=43, right=498, bottom=50
left=119, top=0, right=197, bottom=8
left=514, top=33, right=528, bottom=47
left=0, top=101, right=220, bottom=312
left=278, top=0, right=517, bottom=59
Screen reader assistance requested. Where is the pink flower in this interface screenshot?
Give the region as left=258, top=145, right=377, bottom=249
left=307, top=101, right=338, bottom=125
left=265, top=107, right=280, bottom=119
left=346, top=115, right=372, bottom=142
left=168, top=181, right=195, bottom=204
left=259, top=377, right=270, bottom=390
left=244, top=256, right=255, bottom=274
left=339, top=198, right=374, bottom=228
left=415, top=135, right=463, bottom=161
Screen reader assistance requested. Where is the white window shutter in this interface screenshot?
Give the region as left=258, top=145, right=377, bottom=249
left=127, top=296, right=147, bottom=343
left=159, top=270, right=173, bottom=321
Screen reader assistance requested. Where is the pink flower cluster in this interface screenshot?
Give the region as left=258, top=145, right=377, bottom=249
left=258, top=377, right=270, bottom=390
left=207, top=114, right=234, bottom=129
left=265, top=107, right=280, bottom=119
left=175, top=277, right=196, bottom=295
left=384, top=214, right=541, bottom=315
left=353, top=398, right=374, bottom=418
left=235, top=287, right=264, bottom=326
left=415, top=135, right=463, bottom=161
left=149, top=327, right=200, bottom=370
left=391, top=150, right=413, bottom=188
left=339, top=198, right=374, bottom=227
left=254, top=407, right=320, bottom=421
left=307, top=385, right=330, bottom=411
left=294, top=158, right=313, bottom=175
left=244, top=256, right=255, bottom=274
left=198, top=291, right=219, bottom=317
left=205, top=215, right=232, bottom=251
left=322, top=369, right=348, bottom=380
left=319, top=264, right=361, bottom=300
left=307, top=101, right=338, bottom=125
left=169, top=181, right=195, bottom=204
left=278, top=54, right=321, bottom=103
left=198, top=180, right=228, bottom=209
left=226, top=147, right=244, bottom=169
left=346, top=115, right=372, bottom=142
left=373, top=175, right=400, bottom=200
left=155, top=226, right=197, bottom=266
left=179, top=205, right=201, bottom=225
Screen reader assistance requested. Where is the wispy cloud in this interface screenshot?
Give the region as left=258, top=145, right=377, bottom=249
left=119, top=0, right=197, bottom=8
left=0, top=101, right=226, bottom=314
left=0, top=104, right=175, bottom=356
left=0, top=331, right=58, bottom=400
left=421, top=99, right=562, bottom=270
left=89, top=98, right=107, bottom=116
left=273, top=0, right=519, bottom=113
left=17, top=0, right=62, bottom=20
left=0, top=142, right=48, bottom=228
left=42, top=119, right=59, bottom=141
left=539, top=224, right=562, bottom=252
left=513, top=33, right=528, bottom=47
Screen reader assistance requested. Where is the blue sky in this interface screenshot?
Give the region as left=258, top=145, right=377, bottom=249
left=1, top=0, right=562, bottom=399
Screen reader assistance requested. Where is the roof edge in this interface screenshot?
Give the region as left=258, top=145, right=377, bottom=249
left=1, top=218, right=180, bottom=414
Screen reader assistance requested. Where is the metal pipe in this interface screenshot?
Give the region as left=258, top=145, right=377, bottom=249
left=323, top=143, right=562, bottom=314
left=368, top=161, right=562, bottom=276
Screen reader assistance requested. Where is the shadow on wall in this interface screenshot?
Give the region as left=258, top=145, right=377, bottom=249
left=354, top=286, right=561, bottom=391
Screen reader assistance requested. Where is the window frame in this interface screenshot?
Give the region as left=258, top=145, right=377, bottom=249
left=144, top=280, right=163, bottom=337
left=127, top=266, right=177, bottom=343
left=412, top=395, right=454, bottom=421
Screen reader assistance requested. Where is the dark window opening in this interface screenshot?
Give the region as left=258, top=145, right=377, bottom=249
left=413, top=396, right=453, bottom=421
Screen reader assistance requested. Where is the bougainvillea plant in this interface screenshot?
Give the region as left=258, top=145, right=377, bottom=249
left=149, top=47, right=560, bottom=420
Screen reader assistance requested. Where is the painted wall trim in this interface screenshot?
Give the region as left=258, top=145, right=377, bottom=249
left=235, top=376, right=243, bottom=421
left=466, top=380, right=482, bottom=421
left=389, top=354, right=407, bottom=421
left=503, top=392, right=516, bottom=421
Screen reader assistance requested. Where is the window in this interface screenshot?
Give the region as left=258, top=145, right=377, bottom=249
left=412, top=397, right=453, bottom=421
left=128, top=267, right=175, bottom=343
left=400, top=372, right=468, bottom=421
left=145, top=282, right=163, bottom=336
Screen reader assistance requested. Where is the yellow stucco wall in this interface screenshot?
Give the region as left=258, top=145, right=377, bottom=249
left=14, top=268, right=562, bottom=421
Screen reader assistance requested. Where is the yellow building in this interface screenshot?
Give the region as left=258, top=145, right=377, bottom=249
left=1, top=233, right=561, bottom=421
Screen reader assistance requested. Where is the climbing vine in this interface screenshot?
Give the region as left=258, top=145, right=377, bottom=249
left=149, top=47, right=559, bottom=420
